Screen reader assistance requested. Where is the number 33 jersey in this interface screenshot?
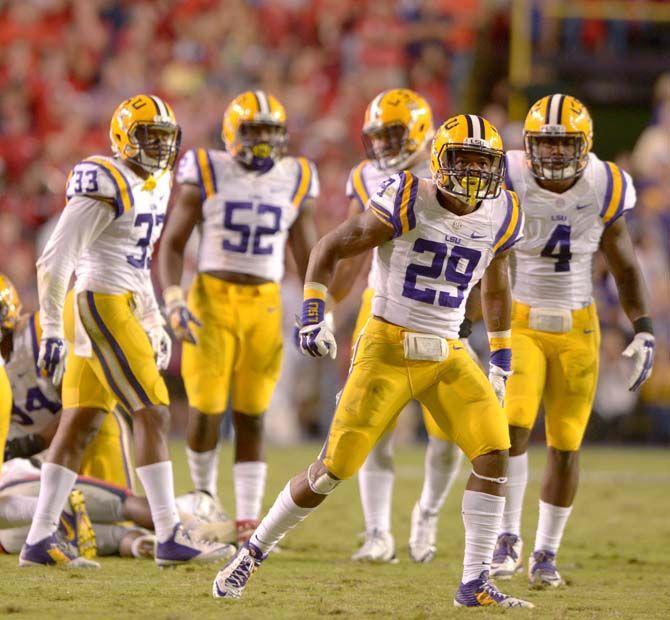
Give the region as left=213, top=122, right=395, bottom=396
left=64, top=155, right=172, bottom=294
left=505, top=150, right=636, bottom=309
left=368, top=171, right=524, bottom=339
left=177, top=149, right=319, bottom=282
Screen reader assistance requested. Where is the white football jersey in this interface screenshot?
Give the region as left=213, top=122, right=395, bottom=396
left=346, top=158, right=431, bottom=289
left=506, top=150, right=636, bottom=309
left=369, top=171, right=524, bottom=339
left=4, top=314, right=61, bottom=440
left=177, top=149, right=319, bottom=282
left=64, top=155, right=172, bottom=295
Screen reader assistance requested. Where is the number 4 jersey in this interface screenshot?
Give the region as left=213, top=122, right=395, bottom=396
left=176, top=149, right=319, bottom=281
left=369, top=171, right=524, bottom=339
left=505, top=150, right=636, bottom=309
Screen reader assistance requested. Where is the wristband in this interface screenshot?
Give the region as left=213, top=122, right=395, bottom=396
left=488, top=329, right=512, bottom=372
left=302, top=282, right=328, bottom=326
left=633, top=316, right=653, bottom=335
left=162, top=285, right=185, bottom=311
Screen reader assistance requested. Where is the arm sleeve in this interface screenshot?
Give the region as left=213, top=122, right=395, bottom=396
left=367, top=171, right=419, bottom=238
left=36, top=196, right=115, bottom=338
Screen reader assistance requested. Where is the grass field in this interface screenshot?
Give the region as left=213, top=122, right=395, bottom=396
left=0, top=443, right=668, bottom=619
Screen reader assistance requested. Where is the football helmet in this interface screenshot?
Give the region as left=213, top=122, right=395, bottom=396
left=0, top=273, right=21, bottom=332
left=362, top=88, right=433, bottom=171
left=430, top=114, right=505, bottom=205
left=109, top=94, right=181, bottom=172
left=524, top=94, right=593, bottom=181
left=222, top=91, right=287, bottom=171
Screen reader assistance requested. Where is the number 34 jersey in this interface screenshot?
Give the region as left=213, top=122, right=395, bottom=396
left=368, top=172, right=524, bottom=339
left=177, top=149, right=319, bottom=282
left=505, top=150, right=636, bottom=309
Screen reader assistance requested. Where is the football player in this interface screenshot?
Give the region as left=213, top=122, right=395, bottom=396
left=0, top=277, right=15, bottom=471
left=329, top=89, right=464, bottom=564
left=20, top=95, right=231, bottom=567
left=158, top=90, right=318, bottom=544
left=213, top=115, right=534, bottom=608
left=490, top=95, right=655, bottom=586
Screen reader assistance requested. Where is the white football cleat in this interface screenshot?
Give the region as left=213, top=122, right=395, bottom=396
left=409, top=502, right=438, bottom=563
left=351, top=529, right=397, bottom=563
left=528, top=550, right=565, bottom=587
left=212, top=542, right=264, bottom=599
left=490, top=533, right=523, bottom=579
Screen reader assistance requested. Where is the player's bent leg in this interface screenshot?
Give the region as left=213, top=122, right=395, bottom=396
left=353, top=426, right=397, bottom=563
left=213, top=459, right=341, bottom=599
left=232, top=410, right=267, bottom=544
left=491, top=425, right=531, bottom=579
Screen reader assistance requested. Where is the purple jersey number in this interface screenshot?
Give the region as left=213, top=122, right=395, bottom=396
left=402, top=238, right=481, bottom=309
left=223, top=201, right=282, bottom=255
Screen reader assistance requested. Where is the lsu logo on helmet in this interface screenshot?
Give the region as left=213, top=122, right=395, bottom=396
left=430, top=114, right=505, bottom=205
left=524, top=94, right=593, bottom=181
left=362, top=88, right=434, bottom=171
left=0, top=273, right=21, bottom=331
left=110, top=94, right=181, bottom=172
left=222, top=91, right=288, bottom=171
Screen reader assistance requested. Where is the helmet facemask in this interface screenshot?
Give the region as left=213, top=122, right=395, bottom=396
left=362, top=122, right=417, bottom=171
left=123, top=121, right=182, bottom=172
left=525, top=130, right=587, bottom=181
left=235, top=121, right=287, bottom=172
left=433, top=142, right=505, bottom=206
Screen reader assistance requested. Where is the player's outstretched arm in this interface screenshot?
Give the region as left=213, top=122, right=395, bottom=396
left=600, top=217, right=655, bottom=391
left=287, top=197, right=318, bottom=283
left=481, top=250, right=513, bottom=406
left=157, top=184, right=203, bottom=344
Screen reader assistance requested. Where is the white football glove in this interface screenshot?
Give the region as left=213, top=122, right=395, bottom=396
left=622, top=332, right=655, bottom=392
left=488, top=364, right=512, bottom=407
left=299, top=321, right=337, bottom=359
left=148, top=326, right=172, bottom=371
left=37, top=337, right=68, bottom=387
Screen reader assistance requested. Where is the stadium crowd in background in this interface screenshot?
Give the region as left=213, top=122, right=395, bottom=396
left=1, top=0, right=668, bottom=443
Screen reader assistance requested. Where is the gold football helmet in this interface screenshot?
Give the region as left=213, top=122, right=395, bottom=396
left=109, top=94, right=181, bottom=172
left=524, top=94, right=593, bottom=180
left=362, top=88, right=434, bottom=171
left=430, top=114, right=505, bottom=205
left=222, top=91, right=287, bottom=170
left=0, top=273, right=21, bottom=332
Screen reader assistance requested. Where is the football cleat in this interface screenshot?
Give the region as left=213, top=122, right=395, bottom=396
left=351, top=529, right=397, bottom=563
left=235, top=518, right=259, bottom=545
left=454, top=571, right=534, bottom=608
left=19, top=531, right=100, bottom=568
left=408, top=502, right=438, bottom=563
left=528, top=550, right=565, bottom=587
left=212, top=542, right=265, bottom=599
left=155, top=523, right=236, bottom=567
left=490, top=533, right=524, bottom=579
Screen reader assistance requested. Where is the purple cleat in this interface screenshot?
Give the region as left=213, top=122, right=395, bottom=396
left=529, top=550, right=565, bottom=587
left=454, top=570, right=534, bottom=608
left=155, top=523, right=235, bottom=567
left=19, top=531, right=100, bottom=568
left=491, top=533, right=523, bottom=579
left=212, top=542, right=265, bottom=599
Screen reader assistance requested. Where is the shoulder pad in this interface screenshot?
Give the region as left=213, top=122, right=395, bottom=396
left=346, top=160, right=372, bottom=210
left=290, top=157, right=319, bottom=208
left=493, top=189, right=524, bottom=255
left=598, top=159, right=637, bottom=227
left=177, top=148, right=218, bottom=201
left=368, top=171, right=419, bottom=238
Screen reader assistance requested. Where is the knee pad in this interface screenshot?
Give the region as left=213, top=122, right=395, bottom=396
left=307, top=463, right=341, bottom=495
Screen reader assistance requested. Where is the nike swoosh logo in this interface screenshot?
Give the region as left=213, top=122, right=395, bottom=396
left=470, top=232, right=486, bottom=239
left=576, top=204, right=590, bottom=210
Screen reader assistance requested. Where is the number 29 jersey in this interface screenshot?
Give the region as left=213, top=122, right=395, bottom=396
left=177, top=149, right=319, bottom=282
left=505, top=150, right=636, bottom=309
left=368, top=172, right=524, bottom=339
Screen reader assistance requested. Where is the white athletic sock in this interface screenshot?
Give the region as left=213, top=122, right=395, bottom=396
left=461, top=490, right=505, bottom=583
left=233, top=461, right=267, bottom=521
left=500, top=453, right=528, bottom=536
left=358, top=469, right=394, bottom=532
left=534, top=499, right=572, bottom=555
left=186, top=446, right=219, bottom=497
left=25, top=463, right=77, bottom=545
left=136, top=461, right=180, bottom=542
left=0, top=495, right=38, bottom=529
left=418, top=438, right=463, bottom=514
left=249, top=482, right=315, bottom=555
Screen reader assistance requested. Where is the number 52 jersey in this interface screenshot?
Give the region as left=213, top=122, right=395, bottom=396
left=368, top=171, right=524, bottom=339
left=177, top=149, right=319, bottom=281
left=505, top=150, right=636, bottom=309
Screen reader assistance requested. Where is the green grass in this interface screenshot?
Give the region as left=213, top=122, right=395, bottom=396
left=1, top=444, right=669, bottom=619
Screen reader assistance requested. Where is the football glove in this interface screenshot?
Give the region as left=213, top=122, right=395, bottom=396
left=163, top=285, right=201, bottom=344
left=299, top=321, right=337, bottom=359
left=37, top=337, right=68, bottom=386
left=488, top=364, right=512, bottom=407
left=622, top=332, right=655, bottom=392
left=148, top=326, right=172, bottom=371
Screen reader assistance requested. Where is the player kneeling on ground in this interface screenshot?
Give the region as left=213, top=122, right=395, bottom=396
left=212, top=115, right=534, bottom=608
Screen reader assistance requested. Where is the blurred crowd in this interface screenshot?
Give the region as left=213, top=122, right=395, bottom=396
left=0, top=0, right=668, bottom=444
